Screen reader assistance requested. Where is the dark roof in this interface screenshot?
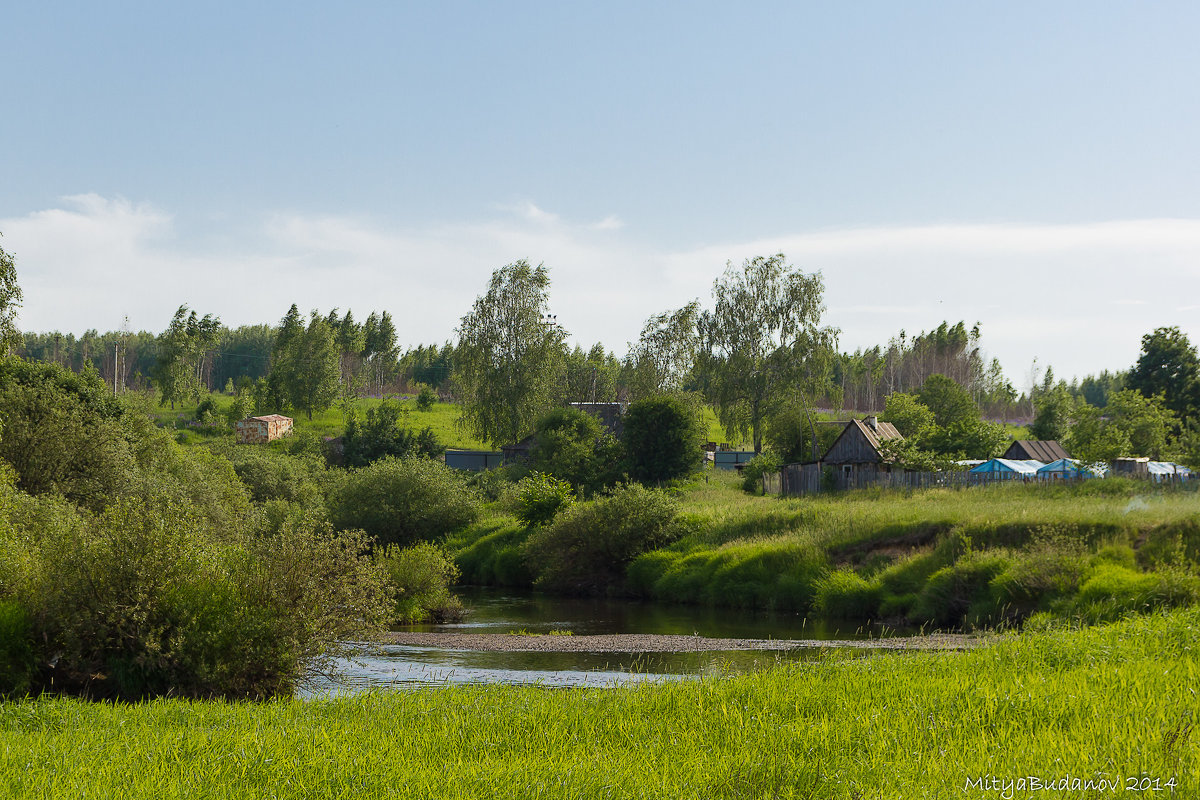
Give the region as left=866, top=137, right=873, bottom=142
left=1003, top=440, right=1070, bottom=462
left=821, top=418, right=904, bottom=464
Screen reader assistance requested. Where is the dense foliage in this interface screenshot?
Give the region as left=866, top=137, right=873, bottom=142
left=529, top=406, right=621, bottom=493
left=342, top=400, right=443, bottom=467
left=621, top=394, right=705, bottom=483
left=327, top=456, right=479, bottom=548
left=523, top=484, right=685, bottom=594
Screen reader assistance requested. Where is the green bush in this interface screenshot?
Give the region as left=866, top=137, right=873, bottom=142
left=1072, top=564, right=1200, bottom=622
left=524, top=484, right=685, bottom=594
left=342, top=401, right=443, bottom=467
left=986, top=549, right=1088, bottom=622
left=415, top=384, right=437, bottom=412
left=378, top=541, right=465, bottom=624
left=327, top=456, right=479, bottom=547
left=3, top=494, right=391, bottom=699
left=909, top=551, right=1011, bottom=628
left=0, top=357, right=134, bottom=509
left=530, top=407, right=622, bottom=494
left=640, top=540, right=826, bottom=611
left=813, top=569, right=882, bottom=618
left=740, top=451, right=781, bottom=494
left=514, top=472, right=575, bottom=527
left=0, top=599, right=35, bottom=698
left=226, top=447, right=326, bottom=507
left=194, top=397, right=219, bottom=424
left=451, top=517, right=535, bottom=587
left=622, top=395, right=705, bottom=484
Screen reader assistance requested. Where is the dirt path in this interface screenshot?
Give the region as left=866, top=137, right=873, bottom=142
left=377, top=631, right=978, bottom=653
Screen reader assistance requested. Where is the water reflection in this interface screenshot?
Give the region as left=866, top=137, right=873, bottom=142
left=409, top=586, right=911, bottom=640
left=307, top=588, right=904, bottom=695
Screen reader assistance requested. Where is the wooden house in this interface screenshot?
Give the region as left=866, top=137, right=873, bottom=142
left=235, top=414, right=293, bottom=444
left=1003, top=440, right=1070, bottom=462
left=820, top=416, right=904, bottom=485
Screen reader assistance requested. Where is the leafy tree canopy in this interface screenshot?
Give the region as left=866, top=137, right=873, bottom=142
left=0, top=233, right=23, bottom=353
left=453, top=261, right=567, bottom=448
left=622, top=394, right=706, bottom=483
left=1127, top=326, right=1200, bottom=421
left=696, top=254, right=838, bottom=453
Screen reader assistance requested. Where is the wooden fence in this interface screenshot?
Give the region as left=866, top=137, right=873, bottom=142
left=771, top=464, right=1195, bottom=497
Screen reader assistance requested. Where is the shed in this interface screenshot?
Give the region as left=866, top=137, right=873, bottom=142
left=1111, top=457, right=1150, bottom=477
left=235, top=414, right=293, bottom=444
left=445, top=449, right=505, bottom=471
left=969, top=458, right=1044, bottom=482
left=817, top=416, right=905, bottom=487
left=1036, top=458, right=1104, bottom=481
left=713, top=450, right=757, bottom=470
left=1003, top=440, right=1070, bottom=462
left=1147, top=462, right=1192, bottom=482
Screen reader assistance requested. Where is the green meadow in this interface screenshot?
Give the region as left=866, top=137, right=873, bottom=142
left=3, top=609, right=1197, bottom=798
left=150, top=392, right=745, bottom=450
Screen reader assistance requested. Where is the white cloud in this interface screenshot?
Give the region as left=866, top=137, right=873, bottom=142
left=3, top=196, right=1199, bottom=387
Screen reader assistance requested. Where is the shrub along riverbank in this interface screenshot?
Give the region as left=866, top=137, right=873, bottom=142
left=454, top=471, right=1200, bottom=629
left=2, top=609, right=1197, bottom=798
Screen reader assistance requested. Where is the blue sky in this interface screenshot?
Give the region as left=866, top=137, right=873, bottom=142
left=3, top=1, right=1198, bottom=387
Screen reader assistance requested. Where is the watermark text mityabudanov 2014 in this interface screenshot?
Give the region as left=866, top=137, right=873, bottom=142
left=964, top=774, right=1178, bottom=797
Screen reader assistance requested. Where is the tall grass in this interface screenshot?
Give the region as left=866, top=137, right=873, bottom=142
left=624, top=474, right=1200, bottom=622
left=2, top=609, right=1197, bottom=798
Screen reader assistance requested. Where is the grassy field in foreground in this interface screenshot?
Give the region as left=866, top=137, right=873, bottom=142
left=3, top=610, right=1198, bottom=798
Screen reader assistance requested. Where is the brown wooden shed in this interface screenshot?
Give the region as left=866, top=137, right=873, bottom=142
left=820, top=416, right=905, bottom=486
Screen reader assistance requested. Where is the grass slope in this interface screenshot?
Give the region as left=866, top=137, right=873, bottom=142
left=2, top=610, right=1197, bottom=798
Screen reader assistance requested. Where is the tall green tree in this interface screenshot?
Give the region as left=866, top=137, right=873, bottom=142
left=917, top=374, right=979, bottom=429
left=696, top=254, right=837, bottom=453
left=624, top=301, right=700, bottom=400
left=453, top=261, right=567, bottom=448
left=1127, top=327, right=1200, bottom=421
left=0, top=233, right=22, bottom=354
left=151, top=305, right=220, bottom=408
left=1030, top=381, right=1074, bottom=442
left=287, top=311, right=341, bottom=420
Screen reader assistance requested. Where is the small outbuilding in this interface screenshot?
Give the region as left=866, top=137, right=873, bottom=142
left=1147, top=462, right=1192, bottom=482
left=820, top=416, right=905, bottom=483
left=235, top=414, right=294, bottom=444
left=969, top=458, right=1044, bottom=482
left=713, top=449, right=757, bottom=470
left=1036, top=458, right=1105, bottom=481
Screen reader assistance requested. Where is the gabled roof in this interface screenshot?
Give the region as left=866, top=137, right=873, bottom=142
left=821, top=418, right=904, bottom=463
left=852, top=418, right=903, bottom=450
left=1003, top=440, right=1070, bottom=462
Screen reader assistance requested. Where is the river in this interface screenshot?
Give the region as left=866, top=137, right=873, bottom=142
left=307, top=587, right=915, bottom=694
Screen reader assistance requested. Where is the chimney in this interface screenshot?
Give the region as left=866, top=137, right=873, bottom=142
left=866, top=415, right=878, bottom=432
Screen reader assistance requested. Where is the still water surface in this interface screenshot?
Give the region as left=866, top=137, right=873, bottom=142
left=310, top=588, right=909, bottom=694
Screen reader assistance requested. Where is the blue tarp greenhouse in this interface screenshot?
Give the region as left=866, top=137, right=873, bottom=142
left=968, top=458, right=1045, bottom=481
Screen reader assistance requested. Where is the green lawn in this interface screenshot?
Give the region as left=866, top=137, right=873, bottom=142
left=3, top=609, right=1196, bottom=798
left=145, top=391, right=752, bottom=451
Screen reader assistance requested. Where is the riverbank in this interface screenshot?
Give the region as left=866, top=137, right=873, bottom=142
left=379, top=630, right=977, bottom=652
left=452, top=474, right=1200, bottom=628
left=4, top=609, right=1195, bottom=798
